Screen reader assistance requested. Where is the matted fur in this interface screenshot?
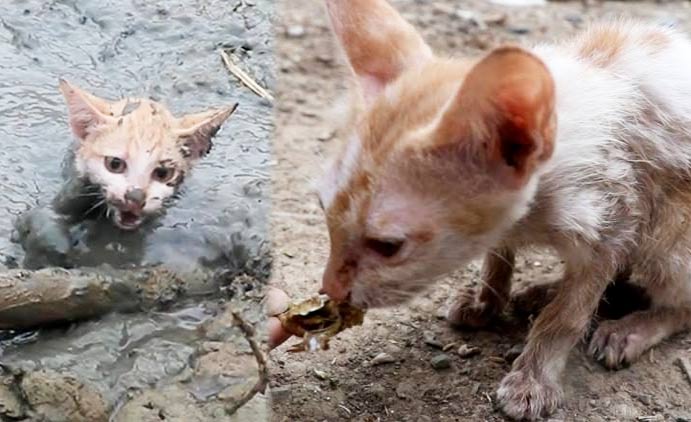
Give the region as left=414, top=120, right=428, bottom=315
left=59, top=80, right=236, bottom=230
left=317, top=1, right=691, bottom=420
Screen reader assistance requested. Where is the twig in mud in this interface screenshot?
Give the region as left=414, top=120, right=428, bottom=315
left=224, top=311, right=269, bottom=415
left=220, top=49, right=274, bottom=102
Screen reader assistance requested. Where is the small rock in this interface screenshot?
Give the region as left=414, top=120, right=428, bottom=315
left=457, top=344, right=481, bottom=358
left=565, top=14, right=583, bottom=25
left=634, top=393, right=651, bottom=406
left=637, top=415, right=664, bottom=422
left=430, top=353, right=452, bottom=370
left=384, top=344, right=402, bottom=356
left=471, top=382, right=481, bottom=395
left=285, top=25, right=306, bottom=38
left=613, top=403, right=639, bottom=420
left=371, top=352, right=396, bottom=366
left=312, top=369, right=329, bottom=381
left=0, top=379, right=24, bottom=418
left=270, top=385, right=292, bottom=402
left=316, top=129, right=335, bottom=142
left=509, top=27, right=531, bottom=35
left=504, top=344, right=524, bottom=363
left=484, top=13, right=508, bottom=25
left=395, top=380, right=416, bottom=399
left=369, top=383, right=387, bottom=398
left=676, top=357, right=691, bottom=385
left=423, top=332, right=443, bottom=349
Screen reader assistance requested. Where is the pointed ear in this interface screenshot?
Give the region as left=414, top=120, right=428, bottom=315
left=59, top=79, right=116, bottom=141
left=326, top=0, right=433, bottom=102
left=434, top=47, right=556, bottom=189
left=175, top=103, right=238, bottom=161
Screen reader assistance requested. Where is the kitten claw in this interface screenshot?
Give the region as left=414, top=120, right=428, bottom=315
left=588, top=319, right=644, bottom=369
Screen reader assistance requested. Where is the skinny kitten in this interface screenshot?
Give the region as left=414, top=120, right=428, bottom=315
left=317, top=0, right=691, bottom=419
left=55, top=80, right=236, bottom=230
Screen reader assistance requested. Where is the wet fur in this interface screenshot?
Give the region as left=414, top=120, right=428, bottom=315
left=57, top=80, right=236, bottom=230
left=317, top=1, right=691, bottom=419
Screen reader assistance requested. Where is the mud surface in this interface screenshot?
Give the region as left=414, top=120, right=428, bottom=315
left=270, top=1, right=691, bottom=421
left=0, top=0, right=273, bottom=420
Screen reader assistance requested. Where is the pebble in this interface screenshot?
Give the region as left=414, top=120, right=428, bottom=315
left=509, top=27, right=531, bottom=35
left=504, top=344, right=524, bottom=363
left=395, top=380, right=416, bottom=399
left=312, top=369, right=329, bottom=381
left=613, top=403, right=639, bottom=420
left=271, top=385, right=293, bottom=401
left=565, top=14, right=583, bottom=25
left=633, top=393, right=651, bottom=406
left=457, top=344, right=481, bottom=358
left=285, top=25, right=306, bottom=38
left=423, top=332, right=443, bottom=349
left=676, top=357, right=691, bottom=385
left=371, top=352, right=396, bottom=366
left=430, top=353, right=452, bottom=370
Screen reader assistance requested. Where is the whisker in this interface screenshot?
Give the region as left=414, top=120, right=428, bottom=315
left=82, top=199, right=106, bottom=218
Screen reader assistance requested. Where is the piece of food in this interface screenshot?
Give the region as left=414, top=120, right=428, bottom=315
left=277, top=295, right=365, bottom=352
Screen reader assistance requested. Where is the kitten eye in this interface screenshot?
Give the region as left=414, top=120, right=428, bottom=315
left=152, top=166, right=175, bottom=183
left=365, top=237, right=405, bottom=258
left=104, top=156, right=127, bottom=174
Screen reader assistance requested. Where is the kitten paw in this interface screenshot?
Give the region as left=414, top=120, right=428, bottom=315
left=588, top=319, right=648, bottom=369
left=447, top=287, right=496, bottom=329
left=497, top=369, right=563, bottom=421
left=510, top=283, right=558, bottom=317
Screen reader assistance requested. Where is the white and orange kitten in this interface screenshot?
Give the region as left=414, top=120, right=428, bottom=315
left=55, top=80, right=236, bottom=230
left=317, top=0, right=691, bottom=419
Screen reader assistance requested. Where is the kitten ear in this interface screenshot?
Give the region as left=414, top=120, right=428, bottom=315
left=175, top=103, right=238, bottom=161
left=434, top=47, right=556, bottom=189
left=59, top=79, right=116, bottom=141
left=326, top=0, right=433, bottom=102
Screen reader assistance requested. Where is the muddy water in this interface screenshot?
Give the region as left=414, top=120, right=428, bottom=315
left=0, top=0, right=273, bottom=420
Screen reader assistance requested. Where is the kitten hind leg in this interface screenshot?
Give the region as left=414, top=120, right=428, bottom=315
left=589, top=306, right=691, bottom=369
left=447, top=246, right=514, bottom=328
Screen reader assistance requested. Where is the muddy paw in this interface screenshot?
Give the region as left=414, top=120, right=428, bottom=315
left=588, top=319, right=646, bottom=369
left=496, top=369, right=563, bottom=421
left=447, top=287, right=497, bottom=329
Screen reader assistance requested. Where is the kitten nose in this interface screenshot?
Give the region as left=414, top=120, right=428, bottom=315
left=124, top=188, right=146, bottom=208
left=320, top=276, right=350, bottom=302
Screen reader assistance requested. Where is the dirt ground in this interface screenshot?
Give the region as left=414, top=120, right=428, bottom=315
left=269, top=0, right=691, bottom=421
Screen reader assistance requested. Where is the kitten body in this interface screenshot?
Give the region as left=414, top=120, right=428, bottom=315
left=318, top=0, right=691, bottom=419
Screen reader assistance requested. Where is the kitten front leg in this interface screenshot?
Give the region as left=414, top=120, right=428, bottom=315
left=497, top=259, right=615, bottom=420
left=447, top=247, right=514, bottom=328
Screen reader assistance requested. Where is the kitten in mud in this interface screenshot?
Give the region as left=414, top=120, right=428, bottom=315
left=317, top=0, right=691, bottom=420
left=54, top=79, right=236, bottom=230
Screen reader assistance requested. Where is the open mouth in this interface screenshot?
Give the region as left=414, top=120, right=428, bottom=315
left=112, top=208, right=143, bottom=230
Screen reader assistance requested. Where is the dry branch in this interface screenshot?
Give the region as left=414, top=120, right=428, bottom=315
left=220, top=50, right=274, bottom=102
left=223, top=311, right=269, bottom=415
left=0, top=267, right=218, bottom=330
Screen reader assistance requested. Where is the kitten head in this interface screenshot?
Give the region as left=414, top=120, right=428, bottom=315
left=318, top=0, right=556, bottom=308
left=59, top=80, right=236, bottom=230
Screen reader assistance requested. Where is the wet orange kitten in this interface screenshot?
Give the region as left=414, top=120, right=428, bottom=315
left=317, top=0, right=691, bottom=419
left=55, top=80, right=236, bottom=230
